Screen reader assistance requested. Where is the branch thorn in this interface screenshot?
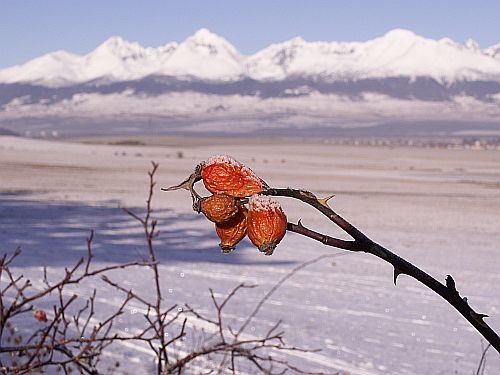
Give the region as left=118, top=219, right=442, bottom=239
left=471, top=311, right=489, bottom=327
left=393, top=267, right=404, bottom=285
left=318, top=194, right=335, bottom=209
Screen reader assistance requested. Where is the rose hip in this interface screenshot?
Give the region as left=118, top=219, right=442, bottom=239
left=247, top=194, right=287, bottom=255
left=215, top=205, right=248, bottom=253
left=200, top=155, right=267, bottom=198
left=34, top=309, right=48, bottom=322
left=200, top=193, right=239, bottom=224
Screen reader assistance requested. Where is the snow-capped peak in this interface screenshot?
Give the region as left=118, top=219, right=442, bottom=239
left=181, top=28, right=242, bottom=60
left=89, top=36, right=147, bottom=62
left=156, top=28, right=243, bottom=80
left=382, top=28, right=418, bottom=41
left=187, top=28, right=226, bottom=45
left=287, top=36, right=307, bottom=46
left=485, top=42, right=500, bottom=59
left=93, top=36, right=143, bottom=55
left=464, top=38, right=480, bottom=51
left=0, top=49, right=83, bottom=86
left=98, top=36, right=127, bottom=48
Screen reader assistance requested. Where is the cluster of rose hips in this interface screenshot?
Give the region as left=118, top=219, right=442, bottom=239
left=166, top=155, right=287, bottom=255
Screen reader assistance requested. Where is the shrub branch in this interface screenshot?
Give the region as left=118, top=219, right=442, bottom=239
left=263, top=187, right=500, bottom=353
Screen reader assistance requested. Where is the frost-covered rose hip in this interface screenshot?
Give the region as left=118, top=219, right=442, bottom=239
left=247, top=195, right=287, bottom=255
left=200, top=193, right=239, bottom=224
left=200, top=155, right=267, bottom=198
left=215, top=205, right=248, bottom=253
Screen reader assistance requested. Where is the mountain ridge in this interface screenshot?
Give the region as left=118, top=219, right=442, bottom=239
left=2, top=28, right=500, bottom=138
left=1, top=28, right=500, bottom=87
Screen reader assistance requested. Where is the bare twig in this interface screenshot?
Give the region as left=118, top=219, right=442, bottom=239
left=475, top=342, right=492, bottom=375
left=122, top=161, right=176, bottom=373
left=1, top=161, right=344, bottom=374
left=237, top=253, right=348, bottom=338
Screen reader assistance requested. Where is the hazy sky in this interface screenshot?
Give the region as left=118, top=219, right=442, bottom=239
left=1, top=0, right=500, bottom=69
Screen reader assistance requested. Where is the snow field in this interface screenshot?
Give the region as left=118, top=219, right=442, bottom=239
left=0, top=136, right=499, bottom=374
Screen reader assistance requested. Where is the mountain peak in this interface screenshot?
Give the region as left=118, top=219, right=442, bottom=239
left=91, top=36, right=145, bottom=61
left=98, top=36, right=130, bottom=49
left=382, top=28, right=418, bottom=40
left=485, top=42, right=500, bottom=58
left=178, top=28, right=241, bottom=67
left=187, top=28, right=227, bottom=45
left=285, top=36, right=307, bottom=46
left=464, top=38, right=480, bottom=51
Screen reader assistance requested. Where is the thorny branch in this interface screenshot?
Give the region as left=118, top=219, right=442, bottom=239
left=262, top=187, right=500, bottom=353
left=165, top=156, right=498, bottom=371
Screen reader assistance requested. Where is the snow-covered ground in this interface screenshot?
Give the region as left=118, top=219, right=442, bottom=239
left=0, top=135, right=499, bottom=374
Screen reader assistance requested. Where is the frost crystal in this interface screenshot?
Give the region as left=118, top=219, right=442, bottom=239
left=249, top=194, right=282, bottom=211
left=205, top=154, right=241, bottom=167
left=204, top=154, right=256, bottom=177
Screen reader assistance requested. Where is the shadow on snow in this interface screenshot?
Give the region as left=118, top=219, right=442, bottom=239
left=0, top=197, right=294, bottom=268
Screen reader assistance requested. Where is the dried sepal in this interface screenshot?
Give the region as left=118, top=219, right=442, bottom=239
left=215, top=205, right=248, bottom=253
left=200, top=194, right=239, bottom=224
left=247, top=194, right=287, bottom=255
left=161, top=172, right=202, bottom=211
left=201, top=155, right=267, bottom=198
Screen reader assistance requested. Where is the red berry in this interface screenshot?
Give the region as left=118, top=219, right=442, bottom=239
left=34, top=309, right=48, bottom=322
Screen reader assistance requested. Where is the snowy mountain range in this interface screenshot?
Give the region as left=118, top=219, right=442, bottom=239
left=1, top=28, right=500, bottom=137
left=2, top=28, right=500, bottom=86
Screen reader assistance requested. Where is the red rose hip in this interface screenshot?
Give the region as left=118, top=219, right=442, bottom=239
left=200, top=193, right=239, bottom=224
left=200, top=155, right=267, bottom=198
left=247, top=194, right=287, bottom=255
left=215, top=205, right=248, bottom=253
left=34, top=309, right=48, bottom=322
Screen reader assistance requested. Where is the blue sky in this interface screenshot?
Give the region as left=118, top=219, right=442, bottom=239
left=1, top=0, right=500, bottom=69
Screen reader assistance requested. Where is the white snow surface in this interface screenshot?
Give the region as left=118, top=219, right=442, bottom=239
left=1, top=28, right=500, bottom=86
left=0, top=136, right=499, bottom=374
